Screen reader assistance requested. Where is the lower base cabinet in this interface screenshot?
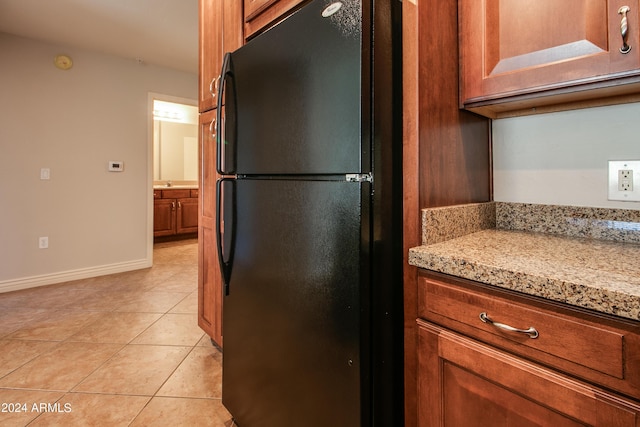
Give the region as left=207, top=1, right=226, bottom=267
left=416, top=271, right=640, bottom=427
left=153, top=189, right=199, bottom=238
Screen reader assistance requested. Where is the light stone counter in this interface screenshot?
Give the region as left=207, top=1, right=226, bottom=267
left=409, top=202, right=640, bottom=321
left=153, top=185, right=198, bottom=190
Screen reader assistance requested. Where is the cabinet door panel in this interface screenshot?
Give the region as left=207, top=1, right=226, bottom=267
left=177, top=198, right=199, bottom=233
left=198, top=220, right=223, bottom=345
left=443, top=363, right=585, bottom=427
left=154, top=199, right=176, bottom=236
left=417, top=320, right=640, bottom=427
left=198, top=110, right=222, bottom=344
left=199, top=0, right=222, bottom=112
left=460, top=0, right=640, bottom=103
left=244, top=0, right=277, bottom=21
left=484, top=1, right=608, bottom=77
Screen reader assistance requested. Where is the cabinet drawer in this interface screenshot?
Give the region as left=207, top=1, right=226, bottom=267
left=190, top=189, right=199, bottom=198
left=161, top=189, right=191, bottom=199
left=418, top=271, right=640, bottom=400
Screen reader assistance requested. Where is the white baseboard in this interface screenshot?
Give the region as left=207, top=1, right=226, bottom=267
left=0, top=259, right=153, bottom=294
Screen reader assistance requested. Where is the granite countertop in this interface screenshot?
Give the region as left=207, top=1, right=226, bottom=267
left=408, top=202, right=640, bottom=321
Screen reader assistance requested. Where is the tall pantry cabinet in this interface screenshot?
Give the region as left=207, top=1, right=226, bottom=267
left=197, top=0, right=242, bottom=346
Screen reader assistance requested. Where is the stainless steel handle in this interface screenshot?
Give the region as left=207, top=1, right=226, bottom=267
left=178, top=201, right=182, bottom=209
left=171, top=201, right=176, bottom=211
left=619, top=6, right=632, bottom=54
left=479, top=312, right=539, bottom=339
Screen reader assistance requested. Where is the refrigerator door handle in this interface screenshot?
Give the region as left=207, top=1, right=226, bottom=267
left=216, top=178, right=236, bottom=295
left=216, top=53, right=235, bottom=175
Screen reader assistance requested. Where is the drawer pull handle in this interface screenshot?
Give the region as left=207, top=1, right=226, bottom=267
left=479, top=312, right=539, bottom=339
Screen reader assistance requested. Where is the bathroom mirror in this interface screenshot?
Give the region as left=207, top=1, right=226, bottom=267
left=153, top=100, right=198, bottom=186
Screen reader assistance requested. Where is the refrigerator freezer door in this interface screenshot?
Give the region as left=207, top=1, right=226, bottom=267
left=220, top=0, right=363, bottom=175
left=221, top=178, right=367, bottom=427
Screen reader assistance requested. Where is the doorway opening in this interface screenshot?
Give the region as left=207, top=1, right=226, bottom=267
left=148, top=94, right=198, bottom=253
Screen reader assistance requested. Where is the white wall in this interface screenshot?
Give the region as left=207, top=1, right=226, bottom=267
left=493, top=102, right=640, bottom=210
left=0, top=33, right=197, bottom=291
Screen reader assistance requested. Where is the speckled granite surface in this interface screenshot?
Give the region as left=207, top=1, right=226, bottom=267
left=410, top=202, right=640, bottom=321
left=496, top=202, right=640, bottom=244
left=421, top=203, right=496, bottom=245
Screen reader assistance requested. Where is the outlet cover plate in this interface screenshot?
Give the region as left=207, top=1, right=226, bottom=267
left=38, top=237, right=49, bottom=249
left=608, top=160, right=640, bottom=202
left=108, top=161, right=124, bottom=172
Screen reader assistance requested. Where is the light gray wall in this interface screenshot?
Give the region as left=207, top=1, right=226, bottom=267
left=493, top=102, right=640, bottom=210
left=0, top=33, right=197, bottom=291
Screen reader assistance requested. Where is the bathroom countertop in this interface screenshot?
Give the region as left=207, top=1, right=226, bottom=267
left=153, top=185, right=198, bottom=190
left=408, top=202, right=640, bottom=321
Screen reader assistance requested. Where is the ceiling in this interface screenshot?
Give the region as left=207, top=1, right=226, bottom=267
left=0, top=0, right=198, bottom=74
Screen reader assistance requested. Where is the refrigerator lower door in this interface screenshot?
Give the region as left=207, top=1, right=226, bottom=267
left=221, top=178, right=368, bottom=427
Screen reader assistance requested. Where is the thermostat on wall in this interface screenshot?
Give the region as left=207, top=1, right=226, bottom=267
left=108, top=161, right=124, bottom=172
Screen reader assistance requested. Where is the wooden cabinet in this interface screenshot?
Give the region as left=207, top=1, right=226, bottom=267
left=176, top=193, right=199, bottom=234
left=244, top=0, right=275, bottom=20
left=198, top=109, right=223, bottom=346
left=418, top=321, right=640, bottom=427
left=198, top=0, right=243, bottom=344
left=416, top=270, right=640, bottom=426
left=460, top=0, right=640, bottom=118
left=199, top=0, right=222, bottom=112
left=153, top=189, right=199, bottom=238
left=243, top=0, right=308, bottom=39
left=153, top=198, right=176, bottom=236
left=199, top=0, right=243, bottom=112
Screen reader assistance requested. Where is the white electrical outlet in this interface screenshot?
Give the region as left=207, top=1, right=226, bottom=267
left=608, top=160, right=640, bottom=202
left=618, top=170, right=633, bottom=191
left=39, top=236, right=49, bottom=249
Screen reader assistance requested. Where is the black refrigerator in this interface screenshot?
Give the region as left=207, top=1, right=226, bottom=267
left=215, top=1, right=403, bottom=426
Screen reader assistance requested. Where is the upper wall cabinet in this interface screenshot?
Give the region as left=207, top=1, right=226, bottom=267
left=199, top=0, right=222, bottom=112
left=244, top=0, right=276, bottom=21
left=199, top=0, right=243, bottom=113
left=459, top=0, right=640, bottom=118
left=244, top=0, right=308, bottom=39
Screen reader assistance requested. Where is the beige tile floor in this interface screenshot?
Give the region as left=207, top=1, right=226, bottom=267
left=0, top=239, right=234, bottom=427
